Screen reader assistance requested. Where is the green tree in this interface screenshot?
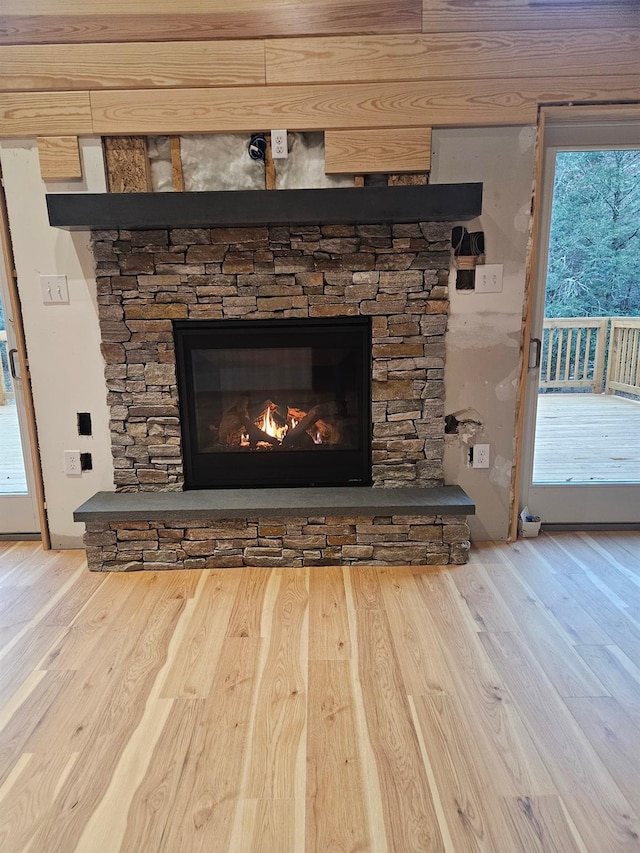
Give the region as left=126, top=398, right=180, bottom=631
left=545, top=149, right=640, bottom=318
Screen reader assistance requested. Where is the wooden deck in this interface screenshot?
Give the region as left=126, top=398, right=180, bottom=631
left=534, top=392, right=640, bottom=484
left=0, top=402, right=27, bottom=495
left=0, top=534, right=639, bottom=851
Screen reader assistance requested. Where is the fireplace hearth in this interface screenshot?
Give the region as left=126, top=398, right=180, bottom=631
left=174, top=317, right=372, bottom=488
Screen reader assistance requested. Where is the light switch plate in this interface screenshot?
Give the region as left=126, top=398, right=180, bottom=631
left=475, top=264, right=503, bottom=293
left=41, top=274, right=69, bottom=304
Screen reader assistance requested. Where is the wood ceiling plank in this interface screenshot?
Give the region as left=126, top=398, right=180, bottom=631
left=325, top=128, right=432, bottom=174
left=36, top=136, right=82, bottom=181
left=0, top=2, right=422, bottom=46
left=0, top=41, right=266, bottom=91
left=88, top=76, right=640, bottom=136
left=266, top=29, right=640, bottom=86
left=421, top=0, right=640, bottom=32
left=0, top=92, right=92, bottom=136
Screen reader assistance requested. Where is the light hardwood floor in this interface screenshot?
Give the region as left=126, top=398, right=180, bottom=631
left=0, top=533, right=639, bottom=851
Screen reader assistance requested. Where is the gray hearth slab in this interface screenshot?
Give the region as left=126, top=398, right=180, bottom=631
left=74, top=486, right=475, bottom=522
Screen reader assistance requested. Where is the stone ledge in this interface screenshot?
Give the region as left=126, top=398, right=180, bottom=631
left=74, top=485, right=475, bottom=523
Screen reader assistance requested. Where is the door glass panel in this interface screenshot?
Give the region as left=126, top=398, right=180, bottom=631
left=0, top=291, right=28, bottom=495
left=532, top=149, right=640, bottom=485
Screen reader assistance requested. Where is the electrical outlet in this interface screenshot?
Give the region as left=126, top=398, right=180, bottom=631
left=475, top=264, right=503, bottom=293
left=64, top=450, right=82, bottom=476
left=41, top=274, right=69, bottom=304
left=472, top=443, right=490, bottom=469
left=271, top=129, right=288, bottom=159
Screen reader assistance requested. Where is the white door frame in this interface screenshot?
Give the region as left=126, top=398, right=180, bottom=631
left=0, top=179, right=48, bottom=541
left=519, top=112, right=640, bottom=527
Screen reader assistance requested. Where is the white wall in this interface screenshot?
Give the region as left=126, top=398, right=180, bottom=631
left=431, top=125, right=536, bottom=540
left=1, top=128, right=535, bottom=546
left=0, top=139, right=114, bottom=547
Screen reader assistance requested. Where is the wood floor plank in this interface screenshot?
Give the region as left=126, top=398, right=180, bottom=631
left=235, top=798, right=295, bottom=853
left=564, top=534, right=640, bottom=613
left=356, top=606, right=444, bottom=851
left=554, top=562, right=640, bottom=664
left=575, top=644, right=640, bottom=727
left=0, top=671, right=75, bottom=788
left=379, top=566, right=456, bottom=696
left=451, top=558, right=520, bottom=633
left=305, top=660, right=369, bottom=851
left=483, top=557, right=610, bottom=698
left=160, top=637, right=261, bottom=852
left=480, top=631, right=640, bottom=851
left=245, top=568, right=308, bottom=799
left=500, top=795, right=586, bottom=853
left=0, top=750, right=78, bottom=853
left=120, top=698, right=203, bottom=852
left=26, top=596, right=186, bottom=852
left=308, top=565, right=351, bottom=661
left=0, top=539, right=638, bottom=850
left=413, top=568, right=556, bottom=797
left=350, top=563, right=384, bottom=609
left=160, top=568, right=241, bottom=697
left=225, top=566, right=271, bottom=638
left=564, top=695, right=640, bottom=814
left=495, top=543, right=614, bottom=646
left=412, top=693, right=502, bottom=851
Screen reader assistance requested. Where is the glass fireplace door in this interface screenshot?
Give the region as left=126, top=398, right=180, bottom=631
left=174, top=317, right=372, bottom=489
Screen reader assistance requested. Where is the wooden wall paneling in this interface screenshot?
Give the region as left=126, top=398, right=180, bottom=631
left=36, top=136, right=82, bottom=181
left=0, top=41, right=266, bottom=91
left=88, top=81, right=536, bottom=135
left=325, top=128, right=431, bottom=174
left=0, top=1, right=422, bottom=46
left=88, top=76, right=640, bottom=136
left=103, top=137, right=151, bottom=192
left=266, top=29, right=640, bottom=86
left=0, top=92, right=92, bottom=137
left=421, top=0, right=640, bottom=33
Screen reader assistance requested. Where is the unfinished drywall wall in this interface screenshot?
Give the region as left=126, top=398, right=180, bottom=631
left=0, top=139, right=114, bottom=547
left=431, top=125, right=536, bottom=540
left=0, top=127, right=534, bottom=547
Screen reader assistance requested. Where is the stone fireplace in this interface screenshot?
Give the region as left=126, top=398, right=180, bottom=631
left=74, top=217, right=473, bottom=568
left=94, top=220, right=450, bottom=493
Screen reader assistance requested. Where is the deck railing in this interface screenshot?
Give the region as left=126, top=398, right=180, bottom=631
left=541, top=317, right=640, bottom=398
left=606, top=318, right=640, bottom=397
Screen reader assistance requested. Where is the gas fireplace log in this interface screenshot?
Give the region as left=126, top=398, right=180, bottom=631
left=244, top=419, right=280, bottom=448
left=282, top=405, right=323, bottom=447
left=219, top=396, right=279, bottom=448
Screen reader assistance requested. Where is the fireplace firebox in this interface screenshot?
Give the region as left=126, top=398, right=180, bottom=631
left=173, top=317, right=372, bottom=489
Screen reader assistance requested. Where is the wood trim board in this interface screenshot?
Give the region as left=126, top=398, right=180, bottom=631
left=36, top=136, right=82, bottom=180
left=325, top=128, right=431, bottom=174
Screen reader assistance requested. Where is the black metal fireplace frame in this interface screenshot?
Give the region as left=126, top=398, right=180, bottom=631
left=173, top=316, right=372, bottom=490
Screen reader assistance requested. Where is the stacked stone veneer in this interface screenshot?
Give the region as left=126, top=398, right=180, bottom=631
left=84, top=515, right=470, bottom=570
left=89, top=219, right=471, bottom=568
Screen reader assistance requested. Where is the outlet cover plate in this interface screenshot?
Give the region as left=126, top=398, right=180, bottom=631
left=271, top=130, right=288, bottom=159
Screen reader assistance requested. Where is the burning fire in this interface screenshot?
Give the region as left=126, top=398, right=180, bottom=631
left=239, top=402, right=321, bottom=447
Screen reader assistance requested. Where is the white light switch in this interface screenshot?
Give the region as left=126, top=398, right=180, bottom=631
left=41, top=274, right=69, bottom=304
left=475, top=264, right=503, bottom=293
